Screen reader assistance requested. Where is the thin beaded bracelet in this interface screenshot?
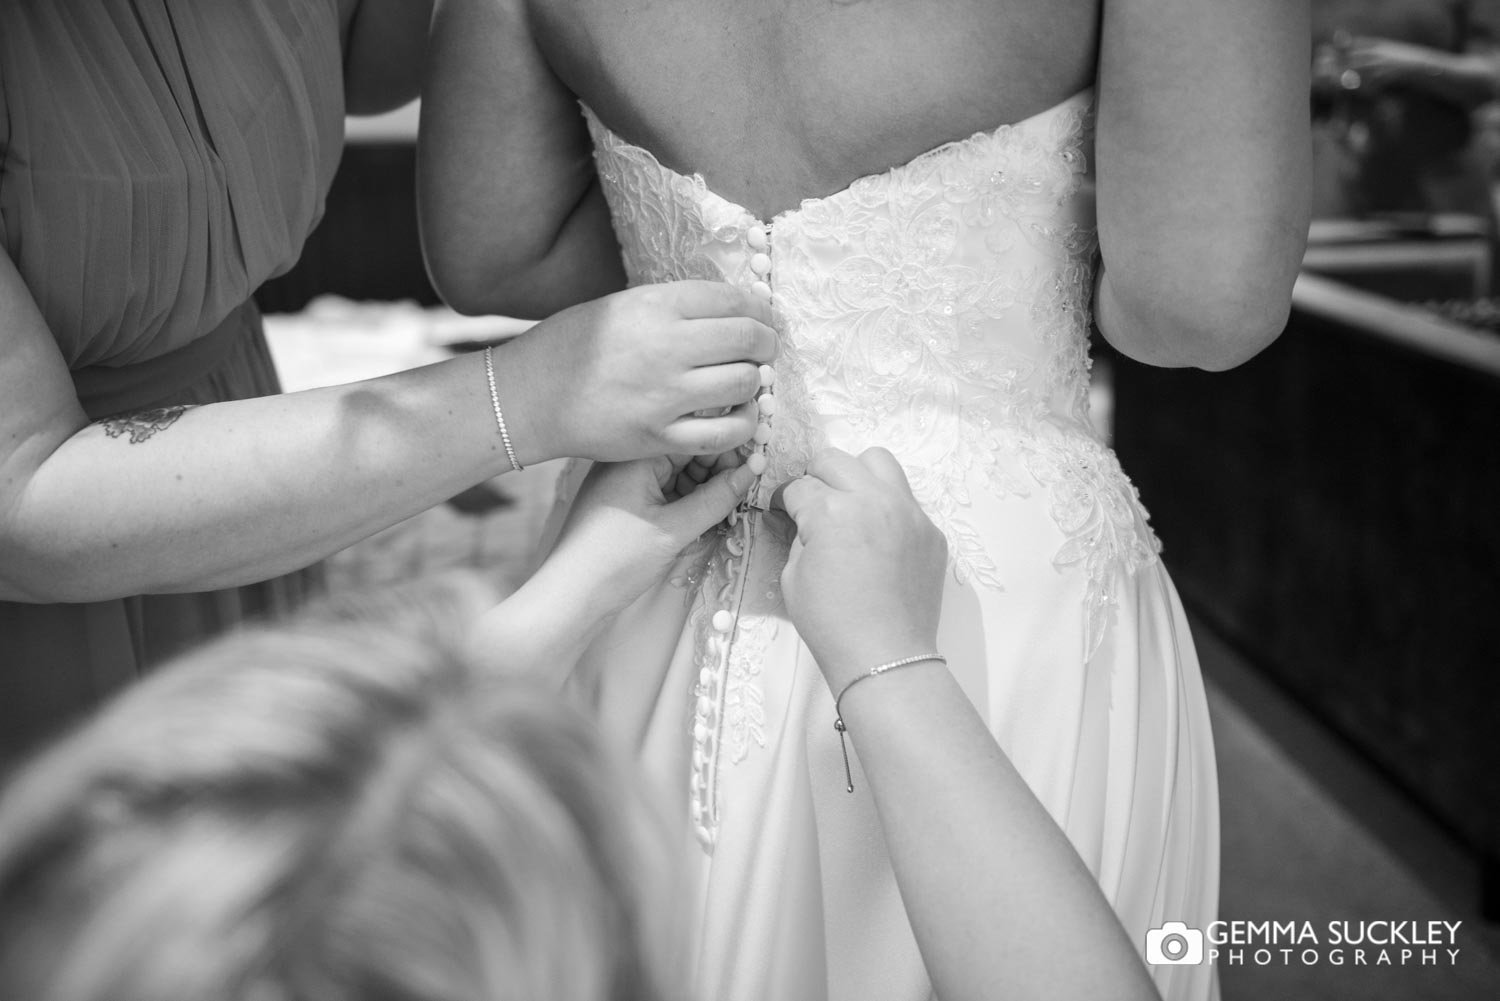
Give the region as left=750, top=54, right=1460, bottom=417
left=833, top=653, right=947, bottom=793
left=483, top=346, right=523, bottom=473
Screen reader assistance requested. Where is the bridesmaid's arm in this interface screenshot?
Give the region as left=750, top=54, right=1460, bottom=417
left=0, top=252, right=772, bottom=602
left=779, top=449, right=1160, bottom=1001
left=1093, top=0, right=1312, bottom=370
left=838, top=665, right=1161, bottom=1001
left=419, top=0, right=625, bottom=319
left=469, top=458, right=757, bottom=679
left=339, top=0, right=435, bottom=114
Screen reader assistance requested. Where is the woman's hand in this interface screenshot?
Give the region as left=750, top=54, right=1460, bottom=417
left=497, top=281, right=779, bottom=464
left=470, top=455, right=755, bottom=678
left=776, top=447, right=947, bottom=692
left=672, top=449, right=746, bottom=500
left=549, top=456, right=757, bottom=618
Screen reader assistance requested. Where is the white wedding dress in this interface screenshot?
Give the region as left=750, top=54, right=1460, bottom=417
left=556, top=90, right=1219, bottom=1001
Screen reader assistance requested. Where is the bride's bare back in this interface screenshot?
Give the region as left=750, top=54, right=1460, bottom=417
left=530, top=0, right=1100, bottom=218
left=423, top=0, right=1310, bottom=372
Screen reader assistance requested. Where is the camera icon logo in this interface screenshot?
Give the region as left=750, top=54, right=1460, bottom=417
left=1146, top=922, right=1205, bottom=965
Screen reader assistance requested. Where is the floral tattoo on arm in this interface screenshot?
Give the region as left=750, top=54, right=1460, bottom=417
left=95, top=405, right=198, bottom=444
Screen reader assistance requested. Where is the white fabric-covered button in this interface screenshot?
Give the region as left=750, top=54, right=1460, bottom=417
left=747, top=452, right=768, bottom=475
left=750, top=252, right=772, bottom=276
left=712, top=609, right=735, bottom=632
left=747, top=226, right=769, bottom=250
left=758, top=364, right=776, bottom=387
left=753, top=422, right=773, bottom=444
left=750, top=280, right=772, bottom=300
left=756, top=393, right=778, bottom=416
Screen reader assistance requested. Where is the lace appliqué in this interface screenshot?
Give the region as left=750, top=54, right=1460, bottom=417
left=585, top=107, right=747, bottom=287
left=770, top=95, right=1160, bottom=633
left=721, top=614, right=773, bottom=765
left=586, top=89, right=1160, bottom=665
left=1021, top=431, right=1163, bottom=657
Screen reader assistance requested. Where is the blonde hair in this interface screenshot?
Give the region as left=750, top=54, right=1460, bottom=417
left=0, top=574, right=683, bottom=1001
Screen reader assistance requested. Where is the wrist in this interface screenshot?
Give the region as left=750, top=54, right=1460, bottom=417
left=539, top=519, right=665, bottom=622
left=469, top=558, right=612, bottom=681
left=829, top=655, right=951, bottom=795
left=812, top=631, right=942, bottom=694
left=836, top=651, right=947, bottom=705
left=487, top=332, right=564, bottom=466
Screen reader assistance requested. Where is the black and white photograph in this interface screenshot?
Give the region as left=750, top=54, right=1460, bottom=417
left=0, top=1, right=1496, bottom=999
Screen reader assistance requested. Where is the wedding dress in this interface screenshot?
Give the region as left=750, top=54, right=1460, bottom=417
left=558, top=89, right=1219, bottom=1001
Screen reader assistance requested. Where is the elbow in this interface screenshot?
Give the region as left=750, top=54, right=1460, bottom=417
left=1101, top=290, right=1291, bottom=372
left=426, top=246, right=607, bottom=321
left=426, top=245, right=525, bottom=319
left=430, top=268, right=564, bottom=322
left=0, top=552, right=106, bottom=604
left=0, top=545, right=227, bottom=604
left=422, top=229, right=570, bottom=321
left=420, top=219, right=548, bottom=320
left=1183, top=293, right=1292, bottom=372
left=431, top=271, right=520, bottom=320
left=1098, top=256, right=1298, bottom=372
left=0, top=529, right=163, bottom=604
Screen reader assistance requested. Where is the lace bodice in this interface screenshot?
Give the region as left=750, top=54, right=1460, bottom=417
left=584, top=91, right=1165, bottom=853
left=586, top=90, right=1158, bottom=607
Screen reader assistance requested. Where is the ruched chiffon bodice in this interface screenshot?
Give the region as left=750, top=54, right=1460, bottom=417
left=0, top=1, right=340, bottom=761
left=564, top=92, right=1219, bottom=1001
left=0, top=0, right=343, bottom=370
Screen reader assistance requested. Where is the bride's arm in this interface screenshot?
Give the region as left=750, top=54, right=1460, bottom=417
left=1094, top=0, right=1312, bottom=371
left=419, top=0, right=624, bottom=319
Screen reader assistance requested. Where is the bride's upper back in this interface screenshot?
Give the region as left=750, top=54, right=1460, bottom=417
left=532, top=0, right=1099, bottom=220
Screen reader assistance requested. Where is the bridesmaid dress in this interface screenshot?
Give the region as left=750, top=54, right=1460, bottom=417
left=0, top=0, right=345, bottom=763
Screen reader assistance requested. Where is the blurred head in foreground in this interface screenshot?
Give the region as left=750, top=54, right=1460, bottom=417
left=0, top=574, right=681, bottom=1001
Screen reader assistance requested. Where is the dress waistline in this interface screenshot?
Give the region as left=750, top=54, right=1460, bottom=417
left=71, top=301, right=258, bottom=419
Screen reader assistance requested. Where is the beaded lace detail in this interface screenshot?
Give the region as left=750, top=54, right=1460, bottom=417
left=584, top=93, right=1161, bottom=846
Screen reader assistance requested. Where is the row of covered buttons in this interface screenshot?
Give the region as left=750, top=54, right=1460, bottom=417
left=745, top=224, right=776, bottom=480
left=690, top=222, right=777, bottom=850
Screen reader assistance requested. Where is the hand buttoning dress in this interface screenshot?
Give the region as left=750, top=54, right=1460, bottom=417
left=556, top=91, right=1220, bottom=1001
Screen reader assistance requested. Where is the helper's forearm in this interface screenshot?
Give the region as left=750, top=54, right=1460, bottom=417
left=840, top=662, right=1160, bottom=1001
left=1, top=347, right=544, bottom=603
left=466, top=557, right=614, bottom=684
